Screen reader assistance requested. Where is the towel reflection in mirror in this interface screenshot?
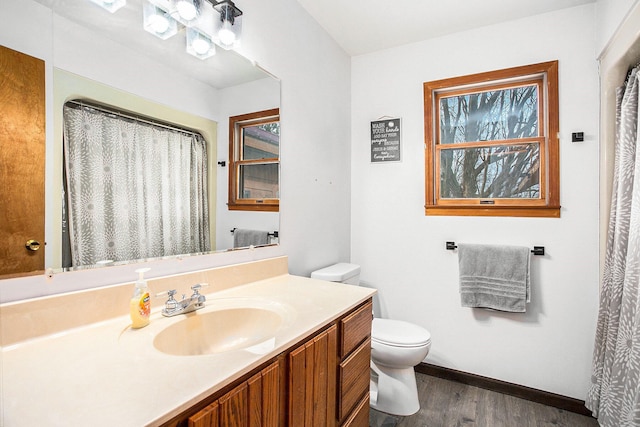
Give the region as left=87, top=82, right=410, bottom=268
left=61, top=101, right=210, bottom=268
left=232, top=228, right=270, bottom=248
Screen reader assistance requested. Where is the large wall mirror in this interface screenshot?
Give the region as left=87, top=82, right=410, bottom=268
left=1, top=0, right=280, bottom=278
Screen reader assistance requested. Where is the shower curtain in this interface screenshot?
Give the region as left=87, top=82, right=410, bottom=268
left=62, top=103, right=210, bottom=267
left=586, top=67, right=640, bottom=426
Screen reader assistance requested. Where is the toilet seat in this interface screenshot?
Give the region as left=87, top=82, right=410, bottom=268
left=372, top=318, right=431, bottom=348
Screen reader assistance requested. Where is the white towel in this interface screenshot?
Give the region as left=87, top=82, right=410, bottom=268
left=458, top=243, right=530, bottom=313
left=233, top=229, right=270, bottom=248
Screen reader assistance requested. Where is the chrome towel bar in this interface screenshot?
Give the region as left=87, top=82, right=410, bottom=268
left=446, top=241, right=544, bottom=256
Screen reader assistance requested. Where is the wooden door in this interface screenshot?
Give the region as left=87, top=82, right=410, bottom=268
left=0, top=45, right=45, bottom=276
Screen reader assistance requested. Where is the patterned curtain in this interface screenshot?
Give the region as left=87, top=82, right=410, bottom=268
left=62, top=103, right=210, bottom=267
left=586, top=67, right=640, bottom=425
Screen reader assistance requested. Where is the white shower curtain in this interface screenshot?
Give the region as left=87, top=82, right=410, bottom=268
left=63, top=103, right=210, bottom=267
left=586, top=67, right=640, bottom=426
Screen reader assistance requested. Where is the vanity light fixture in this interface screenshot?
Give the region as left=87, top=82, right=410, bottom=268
left=211, top=0, right=242, bottom=50
left=90, top=0, right=242, bottom=59
left=89, top=0, right=126, bottom=13
left=143, top=2, right=179, bottom=39
left=186, top=27, right=216, bottom=59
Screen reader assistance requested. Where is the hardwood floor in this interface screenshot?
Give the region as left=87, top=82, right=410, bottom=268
left=370, top=373, right=600, bottom=427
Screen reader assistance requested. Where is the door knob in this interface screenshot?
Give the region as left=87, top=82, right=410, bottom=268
left=25, top=240, right=41, bottom=251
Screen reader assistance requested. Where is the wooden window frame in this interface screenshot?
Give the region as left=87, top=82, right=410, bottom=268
left=228, top=108, right=280, bottom=212
left=423, top=61, right=560, bottom=218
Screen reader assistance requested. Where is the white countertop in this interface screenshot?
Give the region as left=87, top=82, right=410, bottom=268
left=1, top=274, right=375, bottom=426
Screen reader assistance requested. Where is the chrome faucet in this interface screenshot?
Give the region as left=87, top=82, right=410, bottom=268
left=160, top=283, right=208, bottom=317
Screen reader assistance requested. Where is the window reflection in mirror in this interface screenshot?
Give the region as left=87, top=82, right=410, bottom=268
left=228, top=109, right=280, bottom=212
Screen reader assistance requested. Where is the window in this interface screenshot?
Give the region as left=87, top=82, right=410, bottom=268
left=423, top=61, right=559, bottom=217
left=228, top=108, right=280, bottom=211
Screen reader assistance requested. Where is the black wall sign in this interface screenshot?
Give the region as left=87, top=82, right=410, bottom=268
left=370, top=118, right=401, bottom=163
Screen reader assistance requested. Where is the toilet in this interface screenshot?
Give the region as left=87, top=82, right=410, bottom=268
left=311, top=263, right=431, bottom=416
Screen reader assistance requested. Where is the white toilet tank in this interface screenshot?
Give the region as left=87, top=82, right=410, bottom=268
left=311, top=263, right=361, bottom=285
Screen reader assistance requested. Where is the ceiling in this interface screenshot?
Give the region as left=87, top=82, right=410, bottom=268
left=294, top=0, right=597, bottom=56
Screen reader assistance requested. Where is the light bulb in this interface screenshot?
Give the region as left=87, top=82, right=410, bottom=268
left=149, top=14, right=170, bottom=34
left=90, top=0, right=126, bottom=13
left=176, top=0, right=197, bottom=20
left=192, top=37, right=211, bottom=55
left=217, top=19, right=235, bottom=47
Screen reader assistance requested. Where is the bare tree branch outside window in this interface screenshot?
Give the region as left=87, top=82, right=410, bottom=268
left=438, top=84, right=540, bottom=199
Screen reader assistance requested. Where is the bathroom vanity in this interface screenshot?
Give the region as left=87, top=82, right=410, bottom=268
left=0, top=257, right=375, bottom=426
left=164, top=298, right=373, bottom=426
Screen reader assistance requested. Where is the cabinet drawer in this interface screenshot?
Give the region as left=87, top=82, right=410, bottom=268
left=340, top=300, right=372, bottom=358
left=338, top=338, right=371, bottom=422
left=341, top=394, right=369, bottom=427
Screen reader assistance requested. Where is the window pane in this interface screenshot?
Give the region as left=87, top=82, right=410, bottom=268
left=239, top=163, right=279, bottom=199
left=439, top=143, right=540, bottom=199
left=242, top=123, right=280, bottom=160
left=439, top=84, right=538, bottom=144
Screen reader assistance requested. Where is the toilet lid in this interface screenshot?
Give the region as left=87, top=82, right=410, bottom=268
left=372, top=318, right=431, bottom=347
left=311, top=263, right=360, bottom=282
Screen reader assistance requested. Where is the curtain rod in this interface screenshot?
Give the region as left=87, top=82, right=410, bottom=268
left=64, top=99, right=203, bottom=138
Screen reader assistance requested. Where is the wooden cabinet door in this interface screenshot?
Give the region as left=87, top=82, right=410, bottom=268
left=247, top=361, right=280, bottom=427
left=220, top=382, right=249, bottom=426
left=189, top=402, right=219, bottom=427
left=188, top=360, right=280, bottom=427
left=288, top=324, right=338, bottom=427
left=0, top=45, right=45, bottom=277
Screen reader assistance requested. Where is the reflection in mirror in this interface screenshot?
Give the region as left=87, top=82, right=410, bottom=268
left=1, top=0, right=280, bottom=277
left=62, top=100, right=211, bottom=268
left=228, top=109, right=281, bottom=212
left=0, top=45, right=46, bottom=277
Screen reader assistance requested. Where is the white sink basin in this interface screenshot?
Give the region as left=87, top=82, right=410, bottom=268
left=153, top=305, right=284, bottom=356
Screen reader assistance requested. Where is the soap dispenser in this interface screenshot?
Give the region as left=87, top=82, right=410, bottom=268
left=130, top=268, right=151, bottom=329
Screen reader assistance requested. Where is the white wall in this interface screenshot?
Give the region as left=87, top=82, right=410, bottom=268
left=351, top=4, right=600, bottom=400
left=0, top=0, right=351, bottom=301
left=595, top=0, right=639, bottom=55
